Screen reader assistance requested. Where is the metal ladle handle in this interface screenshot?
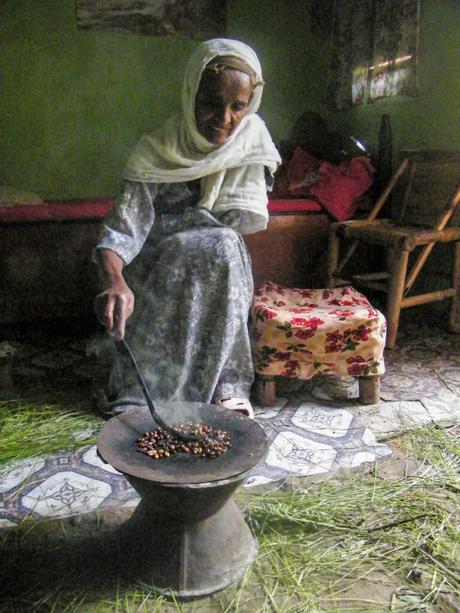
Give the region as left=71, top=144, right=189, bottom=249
left=118, top=339, right=170, bottom=432
left=93, top=295, right=164, bottom=426
left=94, top=295, right=202, bottom=442
left=118, top=339, right=203, bottom=443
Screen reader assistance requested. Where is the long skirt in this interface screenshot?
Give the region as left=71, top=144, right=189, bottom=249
left=104, top=209, right=254, bottom=413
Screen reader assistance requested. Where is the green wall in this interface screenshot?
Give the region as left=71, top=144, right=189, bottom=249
left=330, top=0, right=460, bottom=163
left=0, top=0, right=330, bottom=200
left=1, top=1, right=458, bottom=200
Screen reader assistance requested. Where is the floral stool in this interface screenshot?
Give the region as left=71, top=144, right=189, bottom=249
left=251, top=282, right=386, bottom=406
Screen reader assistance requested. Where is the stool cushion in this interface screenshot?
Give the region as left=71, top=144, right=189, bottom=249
left=251, top=282, right=386, bottom=380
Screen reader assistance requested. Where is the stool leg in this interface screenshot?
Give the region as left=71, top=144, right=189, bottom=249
left=254, top=375, right=277, bottom=406
left=385, top=248, right=409, bottom=349
left=449, top=241, right=460, bottom=333
left=327, top=223, right=340, bottom=288
left=358, top=376, right=380, bottom=405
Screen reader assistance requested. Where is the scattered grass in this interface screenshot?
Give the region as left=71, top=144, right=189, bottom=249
left=0, top=399, right=102, bottom=468
left=0, top=417, right=458, bottom=612
left=244, top=478, right=458, bottom=610
left=237, top=424, right=460, bottom=611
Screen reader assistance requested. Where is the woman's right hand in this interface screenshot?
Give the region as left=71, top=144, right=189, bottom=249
left=94, top=249, right=134, bottom=341
left=95, top=283, right=135, bottom=341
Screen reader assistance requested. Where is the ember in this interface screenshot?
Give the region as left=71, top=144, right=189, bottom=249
left=136, top=422, right=231, bottom=459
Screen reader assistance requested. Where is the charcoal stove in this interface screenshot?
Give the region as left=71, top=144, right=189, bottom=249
left=97, top=402, right=268, bottom=598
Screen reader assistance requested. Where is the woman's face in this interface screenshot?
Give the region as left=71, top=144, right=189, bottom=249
left=195, top=68, right=253, bottom=146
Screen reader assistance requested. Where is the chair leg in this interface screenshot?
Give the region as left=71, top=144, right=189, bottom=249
left=449, top=241, right=460, bottom=333
left=385, top=248, right=409, bottom=349
left=326, top=223, right=340, bottom=288
left=358, top=376, right=380, bottom=405
left=254, top=374, right=277, bottom=407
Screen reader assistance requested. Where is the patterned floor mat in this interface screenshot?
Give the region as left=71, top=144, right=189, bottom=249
left=0, top=398, right=391, bottom=527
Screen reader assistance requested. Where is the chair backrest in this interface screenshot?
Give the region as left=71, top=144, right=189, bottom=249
left=395, top=150, right=460, bottom=227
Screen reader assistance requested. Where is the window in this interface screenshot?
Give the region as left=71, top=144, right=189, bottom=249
left=328, top=0, right=420, bottom=109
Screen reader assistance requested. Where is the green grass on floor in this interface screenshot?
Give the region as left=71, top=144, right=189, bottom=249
left=0, top=399, right=103, bottom=467
left=0, top=423, right=458, bottom=612
left=246, top=432, right=459, bottom=611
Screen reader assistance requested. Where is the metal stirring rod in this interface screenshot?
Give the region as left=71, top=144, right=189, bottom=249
left=93, top=295, right=202, bottom=442
left=118, top=339, right=203, bottom=443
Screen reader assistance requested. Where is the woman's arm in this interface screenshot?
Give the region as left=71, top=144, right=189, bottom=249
left=93, top=181, right=157, bottom=340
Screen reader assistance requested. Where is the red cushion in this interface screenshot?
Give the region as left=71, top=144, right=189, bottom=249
left=0, top=195, right=324, bottom=224
left=267, top=198, right=322, bottom=214
left=309, top=157, right=374, bottom=221
left=272, top=147, right=375, bottom=221
left=272, top=148, right=320, bottom=198
left=0, top=198, right=115, bottom=224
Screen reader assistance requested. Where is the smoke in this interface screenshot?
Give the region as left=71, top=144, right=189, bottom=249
left=142, top=362, right=215, bottom=427
left=153, top=399, right=208, bottom=426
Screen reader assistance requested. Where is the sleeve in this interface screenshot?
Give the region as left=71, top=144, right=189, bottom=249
left=210, top=164, right=269, bottom=235
left=93, top=181, right=157, bottom=265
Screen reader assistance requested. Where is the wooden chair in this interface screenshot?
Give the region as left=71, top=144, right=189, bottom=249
left=327, top=150, right=460, bottom=348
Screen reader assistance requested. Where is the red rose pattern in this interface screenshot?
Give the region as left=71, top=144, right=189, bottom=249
left=251, top=283, right=385, bottom=380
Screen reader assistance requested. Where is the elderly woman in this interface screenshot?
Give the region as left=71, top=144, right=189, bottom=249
left=94, top=38, right=280, bottom=419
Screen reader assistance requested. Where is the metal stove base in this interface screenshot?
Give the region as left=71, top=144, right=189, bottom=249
left=118, top=489, right=258, bottom=598
left=97, top=405, right=268, bottom=598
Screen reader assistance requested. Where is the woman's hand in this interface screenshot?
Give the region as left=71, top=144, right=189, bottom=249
left=95, top=283, right=134, bottom=341
left=94, top=248, right=135, bottom=341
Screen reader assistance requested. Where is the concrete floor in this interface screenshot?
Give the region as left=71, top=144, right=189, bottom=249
left=0, top=314, right=459, bottom=611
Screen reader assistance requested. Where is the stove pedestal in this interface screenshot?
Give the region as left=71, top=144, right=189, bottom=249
left=121, top=475, right=257, bottom=597
left=97, top=404, right=268, bottom=598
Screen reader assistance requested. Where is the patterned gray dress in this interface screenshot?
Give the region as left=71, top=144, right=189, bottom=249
left=95, top=179, right=256, bottom=413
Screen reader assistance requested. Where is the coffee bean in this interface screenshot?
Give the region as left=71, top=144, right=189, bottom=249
left=136, top=423, right=231, bottom=460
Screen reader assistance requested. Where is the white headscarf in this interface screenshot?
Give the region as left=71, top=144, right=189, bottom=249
left=123, top=38, right=280, bottom=217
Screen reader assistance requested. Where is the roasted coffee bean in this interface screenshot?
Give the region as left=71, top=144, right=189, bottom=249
left=136, top=423, right=231, bottom=460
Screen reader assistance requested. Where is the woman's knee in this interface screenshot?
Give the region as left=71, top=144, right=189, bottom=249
left=170, top=227, right=240, bottom=259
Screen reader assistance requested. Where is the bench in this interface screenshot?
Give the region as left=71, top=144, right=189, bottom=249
left=0, top=197, right=329, bottom=323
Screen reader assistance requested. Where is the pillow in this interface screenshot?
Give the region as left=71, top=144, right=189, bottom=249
left=273, top=147, right=374, bottom=221
left=309, top=157, right=374, bottom=221
left=272, top=148, right=320, bottom=198
left=0, top=185, right=44, bottom=207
